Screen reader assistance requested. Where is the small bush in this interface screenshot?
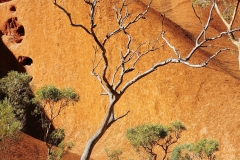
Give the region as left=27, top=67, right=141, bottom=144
left=170, top=139, right=219, bottom=160
left=105, top=148, right=123, bottom=160
left=0, top=71, right=33, bottom=122
left=0, top=100, right=22, bottom=149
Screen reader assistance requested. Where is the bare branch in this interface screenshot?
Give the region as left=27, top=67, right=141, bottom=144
left=53, top=1, right=91, bottom=34
left=111, top=30, right=133, bottom=87
left=102, top=0, right=152, bottom=46
left=91, top=67, right=110, bottom=95
left=132, top=35, right=161, bottom=68
left=91, top=45, right=103, bottom=71
left=113, top=33, right=161, bottom=92
left=186, top=1, right=215, bottom=61
left=214, top=0, right=229, bottom=28
left=203, top=0, right=240, bottom=69
left=162, top=31, right=180, bottom=59
left=119, top=25, right=234, bottom=95
left=229, top=0, right=239, bottom=27
left=192, top=3, right=204, bottom=26
left=90, top=45, right=110, bottom=94
left=114, top=110, right=130, bottom=122
left=181, top=48, right=229, bottom=67
left=120, top=58, right=172, bottom=94
left=124, top=0, right=153, bottom=29
left=214, top=0, right=240, bottom=44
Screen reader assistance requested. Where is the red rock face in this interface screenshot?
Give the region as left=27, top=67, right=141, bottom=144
left=2, top=17, right=24, bottom=43
left=0, top=0, right=11, bottom=3
left=0, top=133, right=80, bottom=160
left=0, top=0, right=240, bottom=159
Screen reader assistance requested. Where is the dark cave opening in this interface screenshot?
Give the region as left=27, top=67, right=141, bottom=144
left=18, top=56, right=33, bottom=66
left=10, top=6, right=16, bottom=12
left=16, top=25, right=25, bottom=36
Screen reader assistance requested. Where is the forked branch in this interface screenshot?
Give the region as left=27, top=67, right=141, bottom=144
left=54, top=1, right=91, bottom=34
left=193, top=0, right=240, bottom=69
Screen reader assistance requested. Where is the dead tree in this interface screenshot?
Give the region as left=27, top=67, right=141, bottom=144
left=53, top=0, right=240, bottom=159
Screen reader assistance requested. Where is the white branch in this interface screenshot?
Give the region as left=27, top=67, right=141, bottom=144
left=102, top=0, right=152, bottom=46
left=185, top=1, right=215, bottom=61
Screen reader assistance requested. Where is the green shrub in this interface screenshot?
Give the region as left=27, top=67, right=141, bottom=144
left=47, top=130, right=74, bottom=160
left=126, top=124, right=168, bottom=150
left=126, top=121, right=187, bottom=160
left=170, top=139, right=219, bottom=160
left=0, top=100, right=22, bottom=147
left=33, top=85, right=79, bottom=160
left=47, top=128, right=66, bottom=146
left=33, top=85, right=79, bottom=141
left=105, top=148, right=123, bottom=160
left=0, top=71, right=33, bottom=121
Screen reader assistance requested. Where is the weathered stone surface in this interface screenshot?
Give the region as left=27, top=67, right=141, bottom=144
left=0, top=0, right=11, bottom=3
left=0, top=0, right=240, bottom=159
left=0, top=132, right=80, bottom=160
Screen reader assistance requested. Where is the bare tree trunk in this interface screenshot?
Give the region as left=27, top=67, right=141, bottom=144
left=80, top=131, right=103, bottom=160
left=80, top=95, right=119, bottom=160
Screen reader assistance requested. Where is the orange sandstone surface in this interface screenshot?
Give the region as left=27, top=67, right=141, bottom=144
left=0, top=0, right=240, bottom=159
left=0, top=133, right=80, bottom=160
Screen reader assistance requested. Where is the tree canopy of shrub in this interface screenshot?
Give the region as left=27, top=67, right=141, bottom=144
left=33, top=85, right=79, bottom=159
left=33, top=85, right=79, bottom=141
left=47, top=128, right=74, bottom=160
left=105, top=148, right=123, bottom=160
left=0, top=71, right=33, bottom=122
left=0, top=100, right=22, bottom=149
left=126, top=121, right=186, bottom=160
left=170, top=139, right=219, bottom=160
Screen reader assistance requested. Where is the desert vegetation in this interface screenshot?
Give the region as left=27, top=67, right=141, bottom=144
left=33, top=85, right=79, bottom=159
left=0, top=71, right=78, bottom=160
left=126, top=121, right=218, bottom=160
